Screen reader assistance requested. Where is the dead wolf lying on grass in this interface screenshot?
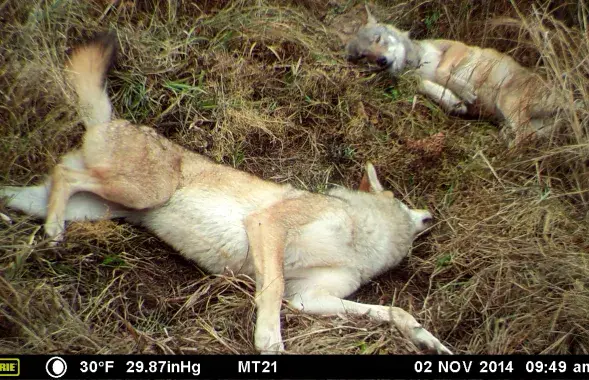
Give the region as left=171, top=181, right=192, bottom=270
left=0, top=34, right=452, bottom=355
left=346, top=5, right=567, bottom=147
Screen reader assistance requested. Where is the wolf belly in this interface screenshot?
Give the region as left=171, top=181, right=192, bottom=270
left=135, top=188, right=255, bottom=276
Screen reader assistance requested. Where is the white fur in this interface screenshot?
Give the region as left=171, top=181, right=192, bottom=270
left=0, top=184, right=131, bottom=221
left=127, top=185, right=425, bottom=297
left=383, top=34, right=407, bottom=73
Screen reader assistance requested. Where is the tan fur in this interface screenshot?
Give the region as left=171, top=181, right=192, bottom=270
left=346, top=6, right=565, bottom=146
left=64, top=34, right=116, bottom=126
left=1, top=34, right=452, bottom=355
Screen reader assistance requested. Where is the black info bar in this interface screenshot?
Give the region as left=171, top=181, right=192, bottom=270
left=2, top=355, right=589, bottom=379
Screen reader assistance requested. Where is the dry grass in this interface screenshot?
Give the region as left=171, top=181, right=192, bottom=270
left=0, top=0, right=588, bottom=354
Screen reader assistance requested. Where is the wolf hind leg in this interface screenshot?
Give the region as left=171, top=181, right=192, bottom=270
left=1, top=149, right=131, bottom=223
left=43, top=149, right=130, bottom=245
left=45, top=165, right=107, bottom=245
left=0, top=183, right=130, bottom=221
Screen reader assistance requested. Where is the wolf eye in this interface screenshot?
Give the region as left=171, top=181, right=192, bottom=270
left=374, top=34, right=381, bottom=43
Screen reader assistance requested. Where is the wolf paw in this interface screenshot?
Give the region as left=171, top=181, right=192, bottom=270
left=44, top=222, right=65, bottom=246
left=452, top=102, right=468, bottom=115
left=260, top=346, right=285, bottom=355
left=0, top=212, right=12, bottom=224
left=412, top=327, right=453, bottom=355
left=258, top=342, right=285, bottom=355
left=462, top=90, right=477, bottom=104
left=255, top=326, right=285, bottom=355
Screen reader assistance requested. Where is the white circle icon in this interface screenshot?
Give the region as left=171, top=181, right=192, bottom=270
left=46, top=357, right=67, bottom=378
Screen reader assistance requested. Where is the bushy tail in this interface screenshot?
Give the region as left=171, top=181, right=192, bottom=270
left=0, top=33, right=127, bottom=222
left=65, top=33, right=117, bottom=127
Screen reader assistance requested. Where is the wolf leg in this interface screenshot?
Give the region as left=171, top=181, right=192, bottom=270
left=419, top=79, right=469, bottom=115
left=526, top=81, right=567, bottom=119
left=286, top=267, right=452, bottom=355
left=497, top=95, right=537, bottom=147
left=288, top=289, right=452, bottom=354
left=45, top=159, right=105, bottom=245
left=0, top=184, right=131, bottom=221
left=244, top=211, right=288, bottom=354
left=244, top=193, right=335, bottom=354
left=435, top=65, right=478, bottom=104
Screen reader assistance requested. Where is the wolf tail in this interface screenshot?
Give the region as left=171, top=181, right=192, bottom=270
left=0, top=33, right=132, bottom=222
left=65, top=32, right=117, bottom=127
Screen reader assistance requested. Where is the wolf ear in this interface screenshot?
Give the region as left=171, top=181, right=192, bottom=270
left=358, top=162, right=385, bottom=193
left=336, top=30, right=352, bottom=46
left=364, top=3, right=378, bottom=26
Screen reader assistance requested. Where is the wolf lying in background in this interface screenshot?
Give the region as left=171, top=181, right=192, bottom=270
left=0, top=34, right=452, bottom=355
left=346, top=5, right=565, bottom=147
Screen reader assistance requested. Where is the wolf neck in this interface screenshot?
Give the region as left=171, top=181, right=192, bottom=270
left=326, top=188, right=413, bottom=258
left=403, top=37, right=423, bottom=69
left=383, top=25, right=422, bottom=70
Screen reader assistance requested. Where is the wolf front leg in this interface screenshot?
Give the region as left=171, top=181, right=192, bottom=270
left=418, top=79, right=469, bottom=115
left=244, top=211, right=287, bottom=354
left=288, top=285, right=452, bottom=355
left=434, top=63, right=478, bottom=105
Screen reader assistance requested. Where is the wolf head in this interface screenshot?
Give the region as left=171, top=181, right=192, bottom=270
left=357, top=162, right=433, bottom=236
left=346, top=5, right=413, bottom=74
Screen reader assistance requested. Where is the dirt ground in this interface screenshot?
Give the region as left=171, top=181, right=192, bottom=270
left=0, top=0, right=588, bottom=354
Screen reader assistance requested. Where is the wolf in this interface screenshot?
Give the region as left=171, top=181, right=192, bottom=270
left=345, top=5, right=565, bottom=147
left=0, top=33, right=452, bottom=355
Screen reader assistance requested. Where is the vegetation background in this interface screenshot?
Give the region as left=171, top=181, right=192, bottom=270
left=0, top=0, right=587, bottom=354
